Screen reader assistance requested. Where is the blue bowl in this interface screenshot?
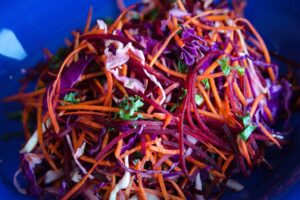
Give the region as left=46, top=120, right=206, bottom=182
left=0, top=0, right=299, bottom=199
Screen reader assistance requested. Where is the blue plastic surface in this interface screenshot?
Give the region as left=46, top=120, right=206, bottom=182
left=0, top=0, right=299, bottom=199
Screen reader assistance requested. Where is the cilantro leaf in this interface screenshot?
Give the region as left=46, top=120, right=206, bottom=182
left=240, top=125, right=257, bottom=141
left=235, top=65, right=245, bottom=76
left=218, top=57, right=231, bottom=76
left=202, top=79, right=210, bottom=89
left=170, top=103, right=179, bottom=112
left=242, top=113, right=251, bottom=127
left=103, top=17, right=114, bottom=25
left=178, top=60, right=188, bottom=73
left=195, top=94, right=204, bottom=106
left=179, top=88, right=187, bottom=100
left=49, top=48, right=68, bottom=69
left=118, top=96, right=144, bottom=120
left=63, top=92, right=80, bottom=104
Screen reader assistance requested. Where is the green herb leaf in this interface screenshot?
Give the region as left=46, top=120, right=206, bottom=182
left=202, top=79, right=210, bottom=89
left=49, top=48, right=68, bottom=69
left=218, top=57, right=231, bottom=76
left=170, top=103, right=179, bottom=112
left=118, top=96, right=144, bottom=120
left=241, top=113, right=251, bottom=127
left=179, top=88, right=187, bottom=100
left=63, top=92, right=80, bottom=104
left=195, top=94, right=204, bottom=106
left=240, top=125, right=257, bottom=141
left=235, top=65, right=245, bottom=76
left=178, top=60, right=188, bottom=73
left=103, top=17, right=114, bottom=25
left=148, top=8, right=159, bottom=21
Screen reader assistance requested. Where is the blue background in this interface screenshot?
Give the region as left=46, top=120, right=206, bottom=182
left=0, top=0, right=299, bottom=199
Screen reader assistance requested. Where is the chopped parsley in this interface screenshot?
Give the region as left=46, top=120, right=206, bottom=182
left=63, top=92, right=80, bottom=104
left=195, top=94, right=204, bottom=106
left=241, top=113, right=251, bottom=127
left=170, top=103, right=179, bottom=112
left=239, top=113, right=257, bottom=141
left=103, top=17, right=114, bottom=25
left=202, top=78, right=210, bottom=89
left=118, top=96, right=144, bottom=120
left=178, top=60, right=188, bottom=73
left=179, top=88, right=187, bottom=100
left=218, top=57, right=231, bottom=76
left=148, top=8, right=159, bottom=21
left=218, top=56, right=245, bottom=76
left=49, top=48, right=68, bottom=69
left=235, top=65, right=245, bottom=76
left=240, top=125, right=257, bottom=141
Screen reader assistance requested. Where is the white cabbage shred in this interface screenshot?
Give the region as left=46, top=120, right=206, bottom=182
left=109, top=155, right=131, bottom=200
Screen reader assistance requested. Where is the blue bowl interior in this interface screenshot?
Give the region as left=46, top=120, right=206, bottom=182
left=0, top=0, right=300, bottom=199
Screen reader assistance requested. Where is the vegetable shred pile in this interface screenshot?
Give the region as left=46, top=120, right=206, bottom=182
left=7, top=0, right=295, bottom=199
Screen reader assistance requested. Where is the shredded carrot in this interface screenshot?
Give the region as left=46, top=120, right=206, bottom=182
left=197, top=82, right=217, bottom=114
left=168, top=17, right=185, bottom=48
left=57, top=104, right=120, bottom=112
left=148, top=145, right=180, bottom=155
left=80, top=156, right=111, bottom=166
left=164, top=159, right=182, bottom=172
left=93, top=79, right=105, bottom=95
left=103, top=68, right=113, bottom=106
left=205, top=15, right=229, bottom=21
left=221, top=154, right=234, bottom=173
left=238, top=137, right=252, bottom=166
left=186, top=156, right=225, bottom=178
left=148, top=55, right=186, bottom=79
left=157, top=166, right=170, bottom=200
left=197, top=109, right=224, bottom=121
left=114, top=79, right=128, bottom=96
left=124, top=29, right=137, bottom=42
left=259, top=123, right=281, bottom=148
left=233, top=81, right=247, bottom=106
left=121, top=64, right=127, bottom=76
left=176, top=0, right=187, bottom=12
left=125, top=176, right=134, bottom=199
left=163, top=114, right=172, bottom=128
left=71, top=129, right=78, bottom=150
left=102, top=133, right=109, bottom=150
left=22, top=106, right=31, bottom=140
left=9, top=2, right=293, bottom=199
left=204, top=49, right=233, bottom=75
left=235, top=18, right=275, bottom=81
left=87, top=42, right=98, bottom=54
left=205, top=142, right=227, bottom=160
left=243, top=74, right=253, bottom=98
left=48, top=44, right=88, bottom=133
left=209, top=78, right=223, bottom=111
left=250, top=93, right=265, bottom=117
left=168, top=180, right=186, bottom=199
left=80, top=71, right=104, bottom=81
left=149, top=9, right=226, bottom=67
left=263, top=105, right=274, bottom=123
left=108, top=5, right=136, bottom=33
left=197, top=71, right=225, bottom=81
left=137, top=161, right=147, bottom=200
left=115, top=135, right=123, bottom=158
left=120, top=140, right=157, bottom=159
left=3, top=88, right=46, bottom=102
left=37, top=96, right=58, bottom=171
left=74, top=32, right=80, bottom=62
